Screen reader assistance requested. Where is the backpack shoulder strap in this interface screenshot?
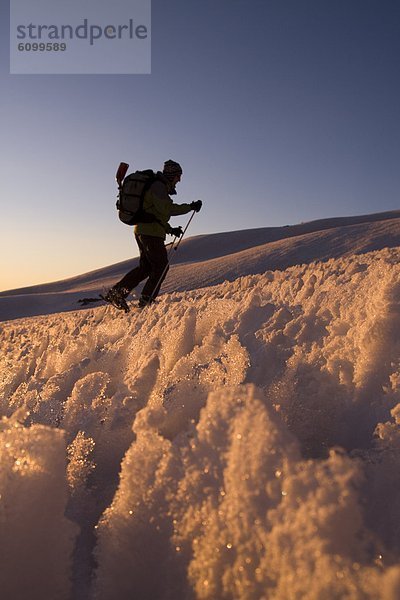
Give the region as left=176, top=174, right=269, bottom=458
left=140, top=170, right=158, bottom=198
left=141, top=171, right=169, bottom=231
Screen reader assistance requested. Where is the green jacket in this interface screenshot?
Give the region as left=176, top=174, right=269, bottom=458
left=134, top=173, right=193, bottom=239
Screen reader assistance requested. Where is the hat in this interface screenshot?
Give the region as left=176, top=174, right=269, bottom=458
left=163, top=159, right=183, bottom=178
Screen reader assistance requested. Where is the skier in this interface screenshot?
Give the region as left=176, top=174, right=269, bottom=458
left=104, top=159, right=202, bottom=310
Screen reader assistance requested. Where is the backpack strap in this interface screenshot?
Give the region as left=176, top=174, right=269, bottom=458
left=140, top=171, right=158, bottom=200
left=139, top=171, right=170, bottom=231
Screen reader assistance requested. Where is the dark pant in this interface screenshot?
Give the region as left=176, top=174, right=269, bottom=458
left=114, top=234, right=169, bottom=300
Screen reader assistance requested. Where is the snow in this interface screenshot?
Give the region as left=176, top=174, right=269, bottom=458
left=2, top=211, right=400, bottom=599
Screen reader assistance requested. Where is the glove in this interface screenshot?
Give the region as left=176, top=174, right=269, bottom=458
left=190, top=200, right=202, bottom=213
left=170, top=226, right=183, bottom=237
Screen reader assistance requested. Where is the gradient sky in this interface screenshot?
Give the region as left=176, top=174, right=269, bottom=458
left=1, top=0, right=400, bottom=291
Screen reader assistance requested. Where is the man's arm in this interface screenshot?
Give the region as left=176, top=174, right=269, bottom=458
left=170, top=202, right=193, bottom=216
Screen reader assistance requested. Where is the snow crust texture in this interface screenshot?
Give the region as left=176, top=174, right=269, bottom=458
left=2, top=247, right=400, bottom=599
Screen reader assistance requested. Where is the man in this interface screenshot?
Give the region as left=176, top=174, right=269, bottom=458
left=105, top=159, right=202, bottom=310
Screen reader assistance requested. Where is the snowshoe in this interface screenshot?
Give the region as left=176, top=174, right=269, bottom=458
left=100, top=289, right=130, bottom=313
left=138, top=295, right=156, bottom=309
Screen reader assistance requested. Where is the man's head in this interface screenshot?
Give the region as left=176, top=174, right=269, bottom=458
left=163, top=159, right=183, bottom=193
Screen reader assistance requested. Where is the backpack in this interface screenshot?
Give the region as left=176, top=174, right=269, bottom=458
left=116, top=169, right=161, bottom=226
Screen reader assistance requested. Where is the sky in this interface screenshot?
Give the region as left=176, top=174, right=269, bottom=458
left=1, top=0, right=400, bottom=292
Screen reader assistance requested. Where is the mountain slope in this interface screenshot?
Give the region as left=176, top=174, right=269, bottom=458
left=1, top=210, right=400, bottom=322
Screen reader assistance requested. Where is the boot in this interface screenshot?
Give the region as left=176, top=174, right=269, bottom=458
left=138, top=295, right=155, bottom=309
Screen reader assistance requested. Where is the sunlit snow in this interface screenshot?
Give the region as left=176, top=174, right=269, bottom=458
left=1, top=212, right=400, bottom=599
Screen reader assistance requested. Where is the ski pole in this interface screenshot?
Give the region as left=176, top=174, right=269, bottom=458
left=146, top=210, right=196, bottom=305
left=172, top=210, right=196, bottom=253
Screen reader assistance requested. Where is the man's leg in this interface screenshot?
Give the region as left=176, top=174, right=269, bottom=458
left=113, top=235, right=151, bottom=296
left=140, top=236, right=169, bottom=302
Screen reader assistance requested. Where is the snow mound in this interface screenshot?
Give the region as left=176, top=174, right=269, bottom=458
left=0, top=411, right=77, bottom=599
left=2, top=247, right=400, bottom=598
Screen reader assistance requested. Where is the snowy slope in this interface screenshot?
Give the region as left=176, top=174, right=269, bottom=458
left=2, top=241, right=400, bottom=599
left=1, top=209, right=400, bottom=321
